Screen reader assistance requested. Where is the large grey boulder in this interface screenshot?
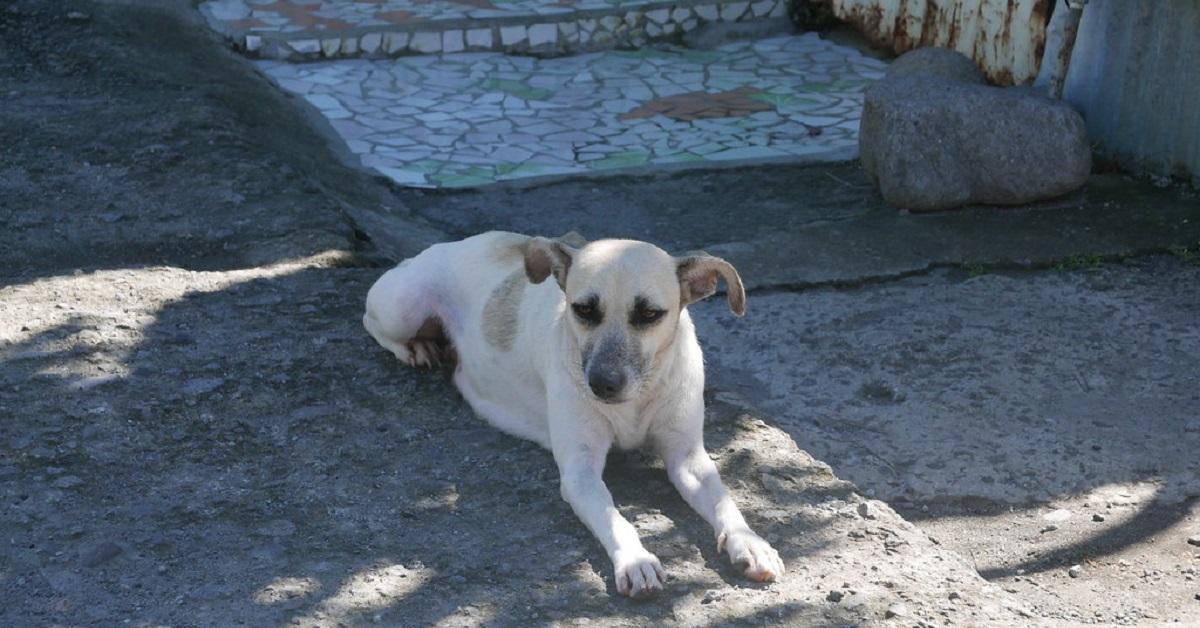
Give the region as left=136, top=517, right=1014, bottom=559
left=883, top=46, right=988, bottom=84
left=860, top=48, right=1092, bottom=212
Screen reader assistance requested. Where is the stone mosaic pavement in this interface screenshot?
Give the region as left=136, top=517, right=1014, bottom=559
left=203, top=0, right=889, bottom=188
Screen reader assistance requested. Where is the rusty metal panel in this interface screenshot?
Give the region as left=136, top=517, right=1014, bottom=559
left=829, top=0, right=1050, bottom=85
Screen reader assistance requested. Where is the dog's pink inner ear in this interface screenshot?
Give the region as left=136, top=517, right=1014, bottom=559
left=678, top=257, right=746, bottom=316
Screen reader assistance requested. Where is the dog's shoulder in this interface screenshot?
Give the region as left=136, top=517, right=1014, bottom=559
left=473, top=231, right=534, bottom=266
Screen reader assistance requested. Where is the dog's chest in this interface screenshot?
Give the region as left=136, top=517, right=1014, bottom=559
left=599, top=402, right=659, bottom=451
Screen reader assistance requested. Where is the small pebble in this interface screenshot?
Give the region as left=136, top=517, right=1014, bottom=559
left=885, top=603, right=908, bottom=618
left=1187, top=535, right=1200, bottom=547
left=1092, top=513, right=1105, bottom=522
left=1068, top=565, right=1083, bottom=578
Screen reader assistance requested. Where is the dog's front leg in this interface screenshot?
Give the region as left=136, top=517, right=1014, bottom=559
left=551, top=424, right=666, bottom=599
left=657, top=429, right=785, bottom=583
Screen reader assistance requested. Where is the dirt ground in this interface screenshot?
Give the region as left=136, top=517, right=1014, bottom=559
left=2, top=1, right=1198, bottom=626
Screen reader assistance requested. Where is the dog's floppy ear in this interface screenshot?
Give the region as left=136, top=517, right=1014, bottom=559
left=677, top=254, right=746, bottom=316
left=524, top=237, right=577, bottom=291
left=553, top=231, right=589, bottom=249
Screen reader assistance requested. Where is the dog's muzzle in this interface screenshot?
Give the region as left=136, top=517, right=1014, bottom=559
left=587, top=365, right=627, bottom=402
left=584, top=333, right=636, bottom=403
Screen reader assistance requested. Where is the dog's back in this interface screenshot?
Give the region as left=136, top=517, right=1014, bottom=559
left=363, top=231, right=566, bottom=444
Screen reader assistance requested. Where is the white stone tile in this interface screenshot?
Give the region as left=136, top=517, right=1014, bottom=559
left=360, top=32, right=381, bottom=54
left=291, top=39, right=320, bottom=54
left=424, top=134, right=459, bottom=147
left=646, top=8, right=670, bottom=24
left=383, top=32, right=410, bottom=54
left=375, top=167, right=432, bottom=187
left=319, top=38, right=343, bottom=56
left=410, top=32, right=442, bottom=53
left=443, top=30, right=465, bottom=53
left=751, top=0, right=776, bottom=18
left=529, top=24, right=557, bottom=47
left=492, top=145, right=534, bottom=163
left=466, top=28, right=493, bottom=49
left=374, top=136, right=419, bottom=147
left=694, top=4, right=719, bottom=21
left=545, top=130, right=600, bottom=143
left=304, top=93, right=343, bottom=110
left=475, top=120, right=514, bottom=134
left=329, top=118, right=371, bottom=138
left=558, top=22, right=578, bottom=45
left=500, top=25, right=527, bottom=46
left=345, top=139, right=371, bottom=154
left=720, top=2, right=749, bottom=20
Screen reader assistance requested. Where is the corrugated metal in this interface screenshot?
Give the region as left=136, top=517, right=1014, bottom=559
left=828, top=0, right=1051, bottom=85
left=1063, top=0, right=1200, bottom=182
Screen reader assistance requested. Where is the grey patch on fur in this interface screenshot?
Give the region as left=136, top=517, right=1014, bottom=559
left=482, top=270, right=526, bottom=350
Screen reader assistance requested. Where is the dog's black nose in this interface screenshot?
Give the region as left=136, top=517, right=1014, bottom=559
left=588, top=368, right=626, bottom=401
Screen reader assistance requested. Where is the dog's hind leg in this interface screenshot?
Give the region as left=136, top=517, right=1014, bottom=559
left=363, top=263, right=455, bottom=368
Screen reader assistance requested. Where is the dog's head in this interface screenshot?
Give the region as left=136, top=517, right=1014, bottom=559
left=524, top=236, right=744, bottom=404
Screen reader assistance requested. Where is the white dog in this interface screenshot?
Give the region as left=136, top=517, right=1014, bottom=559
left=363, top=231, right=783, bottom=599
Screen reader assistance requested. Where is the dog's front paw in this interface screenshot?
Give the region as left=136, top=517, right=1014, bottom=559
left=718, top=529, right=784, bottom=583
left=612, top=549, right=667, bottom=600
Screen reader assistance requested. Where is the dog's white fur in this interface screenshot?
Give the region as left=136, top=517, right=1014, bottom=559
left=363, top=231, right=783, bottom=598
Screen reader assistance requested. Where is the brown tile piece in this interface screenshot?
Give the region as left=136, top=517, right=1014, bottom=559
left=619, top=86, right=773, bottom=121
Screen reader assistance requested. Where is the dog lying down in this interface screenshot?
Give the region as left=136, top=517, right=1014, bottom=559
left=363, top=231, right=783, bottom=599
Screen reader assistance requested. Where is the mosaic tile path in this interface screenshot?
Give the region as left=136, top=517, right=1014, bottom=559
left=257, top=33, right=887, bottom=188
left=202, top=0, right=789, bottom=59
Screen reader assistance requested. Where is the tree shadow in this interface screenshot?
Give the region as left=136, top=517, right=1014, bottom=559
left=0, top=260, right=857, bottom=627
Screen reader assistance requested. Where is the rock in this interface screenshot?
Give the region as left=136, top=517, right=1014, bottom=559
left=884, top=46, right=987, bottom=85
left=1188, top=535, right=1200, bottom=547
left=885, top=602, right=908, bottom=618
left=859, top=48, right=1092, bottom=212
left=1068, top=565, right=1083, bottom=578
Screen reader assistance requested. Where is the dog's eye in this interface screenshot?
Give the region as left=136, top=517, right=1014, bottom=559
left=571, top=302, right=601, bottom=324
left=632, top=308, right=666, bottom=326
